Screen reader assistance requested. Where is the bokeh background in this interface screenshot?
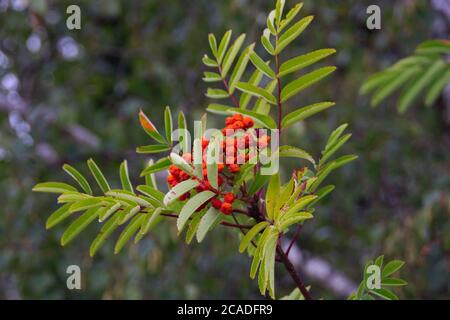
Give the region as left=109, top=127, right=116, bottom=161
left=0, top=0, right=449, bottom=299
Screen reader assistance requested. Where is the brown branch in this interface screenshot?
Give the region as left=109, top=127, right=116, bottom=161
left=276, top=243, right=313, bottom=300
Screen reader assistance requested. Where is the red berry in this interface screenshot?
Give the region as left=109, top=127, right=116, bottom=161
left=211, top=198, right=222, bottom=209
left=179, top=171, right=190, bottom=180
left=223, top=192, right=235, bottom=203
left=229, top=164, right=240, bottom=173
left=220, top=202, right=233, bottom=215
left=201, top=138, right=209, bottom=150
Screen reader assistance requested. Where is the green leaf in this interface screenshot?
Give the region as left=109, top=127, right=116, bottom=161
left=140, top=207, right=163, bottom=235
left=229, top=43, right=255, bottom=92
left=185, top=211, right=204, bottom=244
left=279, top=49, right=336, bottom=77
left=235, top=82, right=277, bottom=105
left=57, top=192, right=90, bottom=203
left=274, top=0, right=285, bottom=27
left=62, top=164, right=93, bottom=195
left=264, top=229, right=278, bottom=299
left=261, top=29, right=275, bottom=55
left=382, top=260, right=405, bottom=278
left=265, top=173, right=280, bottom=220
left=248, top=173, right=271, bottom=196
left=69, top=198, right=102, bottom=213
left=276, top=16, right=314, bottom=54
left=228, top=109, right=277, bottom=129
left=370, top=288, right=399, bottom=300
left=206, top=103, right=234, bottom=115
left=99, top=202, right=121, bottom=222
left=87, top=158, right=111, bottom=193
left=266, top=10, right=276, bottom=35
left=370, top=67, right=421, bottom=107
left=277, top=145, right=315, bottom=165
left=169, top=153, right=195, bottom=176
left=196, top=207, right=222, bottom=243
left=425, top=66, right=450, bottom=107
left=32, top=182, right=77, bottom=194
left=177, top=191, right=215, bottom=231
left=375, top=255, right=384, bottom=268
left=206, top=88, right=229, bottom=99
left=202, top=71, right=222, bottom=82
left=206, top=143, right=219, bottom=190
left=239, top=221, right=269, bottom=253
left=281, top=67, right=336, bottom=103
left=119, top=160, right=133, bottom=193
left=320, top=133, right=352, bottom=166
left=239, top=69, right=264, bottom=109
left=140, top=157, right=171, bottom=177
left=217, top=30, right=232, bottom=64
left=249, top=52, right=275, bottom=79
left=283, top=195, right=317, bottom=218
left=164, top=179, right=199, bottom=206
left=46, top=203, right=73, bottom=229
left=208, top=33, right=218, bottom=57
left=164, top=106, right=173, bottom=144
left=282, top=102, right=335, bottom=129
left=136, top=144, right=171, bottom=154
left=136, top=185, right=164, bottom=204
left=279, top=211, right=314, bottom=230
left=360, top=71, right=396, bottom=95
left=221, top=33, right=246, bottom=77
left=114, top=214, right=145, bottom=254
left=106, top=189, right=150, bottom=207
left=139, top=110, right=166, bottom=144
left=382, top=278, right=408, bottom=286
left=202, top=54, right=218, bottom=67
left=89, top=214, right=120, bottom=257
left=398, top=59, right=445, bottom=113
left=61, top=207, right=100, bottom=246
left=279, top=3, right=304, bottom=32
left=117, top=205, right=140, bottom=225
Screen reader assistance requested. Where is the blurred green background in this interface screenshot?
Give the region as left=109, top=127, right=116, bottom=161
left=0, top=0, right=449, bottom=299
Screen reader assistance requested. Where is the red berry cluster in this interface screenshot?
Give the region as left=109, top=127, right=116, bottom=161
left=166, top=114, right=271, bottom=215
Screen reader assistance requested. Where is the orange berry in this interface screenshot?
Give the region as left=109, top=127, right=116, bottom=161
left=220, top=202, right=233, bottom=215
left=229, top=164, right=240, bottom=173
left=169, top=165, right=180, bottom=176
left=225, top=117, right=234, bottom=126
left=218, top=163, right=225, bottom=172
left=243, top=117, right=254, bottom=129
left=232, top=121, right=244, bottom=130
left=233, top=114, right=243, bottom=122
left=223, top=192, right=235, bottom=203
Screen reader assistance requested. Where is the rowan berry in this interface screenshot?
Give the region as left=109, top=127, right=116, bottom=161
left=220, top=202, right=233, bottom=215
left=223, top=192, right=235, bottom=203
left=243, top=117, right=254, bottom=129
left=211, top=198, right=222, bottom=209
